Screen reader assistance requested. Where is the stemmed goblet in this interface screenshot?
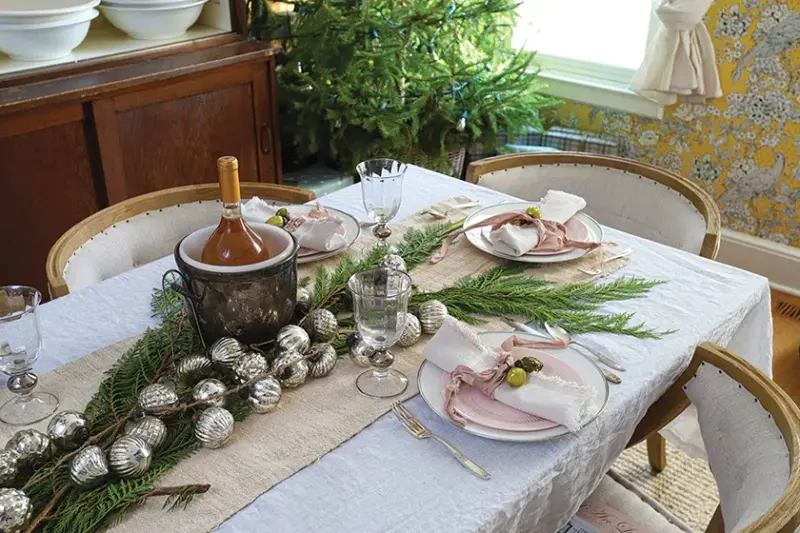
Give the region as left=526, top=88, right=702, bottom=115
left=347, top=268, right=413, bottom=398
left=356, top=159, right=407, bottom=248
left=0, top=286, right=58, bottom=425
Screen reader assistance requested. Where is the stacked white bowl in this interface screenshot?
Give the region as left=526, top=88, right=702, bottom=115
left=0, top=0, right=100, bottom=61
left=99, top=0, right=209, bottom=40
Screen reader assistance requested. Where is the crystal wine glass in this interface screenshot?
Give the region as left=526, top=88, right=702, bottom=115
left=356, top=159, right=407, bottom=248
left=347, top=268, right=412, bottom=398
left=0, top=286, right=58, bottom=425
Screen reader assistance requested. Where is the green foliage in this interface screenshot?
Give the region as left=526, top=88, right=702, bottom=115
left=249, top=0, right=561, bottom=172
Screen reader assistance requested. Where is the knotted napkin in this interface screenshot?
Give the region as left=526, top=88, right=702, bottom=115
left=242, top=198, right=347, bottom=252
left=423, top=317, right=598, bottom=431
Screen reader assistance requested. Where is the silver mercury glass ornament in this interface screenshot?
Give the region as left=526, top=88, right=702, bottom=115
left=418, top=300, right=448, bottom=334
left=195, top=407, right=234, bottom=449
left=108, top=435, right=152, bottom=478
left=124, top=416, right=167, bottom=450
left=305, top=343, right=337, bottom=378
left=69, top=445, right=109, bottom=488
left=209, top=337, right=247, bottom=370
left=379, top=253, right=407, bottom=272
left=248, top=376, right=282, bottom=414
left=345, top=333, right=374, bottom=368
left=396, top=313, right=422, bottom=347
left=232, top=352, right=269, bottom=384
left=296, top=287, right=311, bottom=306
left=175, top=354, right=213, bottom=382
left=0, top=451, right=19, bottom=487
left=192, top=378, right=228, bottom=408
left=137, top=383, right=178, bottom=415
left=276, top=325, right=311, bottom=355
left=0, top=488, right=31, bottom=533
left=273, top=350, right=309, bottom=389
left=5, top=430, right=51, bottom=466
left=47, top=410, right=89, bottom=450
left=303, top=309, right=338, bottom=343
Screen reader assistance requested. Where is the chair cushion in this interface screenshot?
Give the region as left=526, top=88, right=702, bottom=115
left=476, top=163, right=708, bottom=255
left=567, top=474, right=690, bottom=533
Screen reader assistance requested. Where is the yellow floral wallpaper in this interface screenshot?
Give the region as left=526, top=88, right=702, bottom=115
left=555, top=0, right=800, bottom=247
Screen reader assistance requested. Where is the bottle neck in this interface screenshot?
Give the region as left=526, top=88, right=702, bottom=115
left=222, top=202, right=242, bottom=219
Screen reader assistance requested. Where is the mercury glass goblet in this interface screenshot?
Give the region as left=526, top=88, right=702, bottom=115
left=0, top=286, right=58, bottom=425
left=356, top=159, right=407, bottom=248
left=347, top=268, right=412, bottom=398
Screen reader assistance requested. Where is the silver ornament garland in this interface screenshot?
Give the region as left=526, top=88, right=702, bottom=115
left=397, top=313, right=422, bottom=347
left=304, top=309, right=338, bottom=342
left=193, top=378, right=228, bottom=408
left=248, top=376, right=282, bottom=414
left=175, top=354, right=213, bottom=382
left=124, top=416, right=167, bottom=450
left=108, top=435, right=152, bottom=478
left=195, top=407, right=234, bottom=449
left=137, top=383, right=178, bottom=415
left=232, top=351, right=269, bottom=384
left=345, top=333, right=374, bottom=367
left=276, top=325, right=311, bottom=355
left=0, top=451, right=18, bottom=487
left=0, top=488, right=31, bottom=533
left=379, top=253, right=407, bottom=272
left=306, top=343, right=337, bottom=378
left=69, top=445, right=109, bottom=489
left=5, top=430, right=51, bottom=466
left=296, top=287, right=311, bottom=306
left=209, top=337, right=247, bottom=370
left=418, top=299, right=448, bottom=334
left=47, top=410, right=89, bottom=450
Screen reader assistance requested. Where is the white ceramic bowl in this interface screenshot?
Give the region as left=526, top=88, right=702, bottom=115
left=0, top=8, right=98, bottom=61
left=0, top=0, right=99, bottom=25
left=99, top=0, right=207, bottom=40
left=101, top=0, right=194, bottom=5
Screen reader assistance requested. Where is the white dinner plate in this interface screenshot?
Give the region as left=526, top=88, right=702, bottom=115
left=464, top=202, right=604, bottom=264
left=285, top=205, right=360, bottom=264
left=417, top=331, right=609, bottom=442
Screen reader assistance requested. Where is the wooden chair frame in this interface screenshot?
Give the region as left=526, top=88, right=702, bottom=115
left=465, top=152, right=721, bottom=260
left=626, top=343, right=800, bottom=533
left=45, top=182, right=316, bottom=299
left=467, top=152, right=723, bottom=470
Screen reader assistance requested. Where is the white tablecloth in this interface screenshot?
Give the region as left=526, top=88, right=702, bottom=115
left=33, top=166, right=772, bottom=532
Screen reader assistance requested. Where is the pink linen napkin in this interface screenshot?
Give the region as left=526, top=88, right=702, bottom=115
left=422, top=317, right=598, bottom=431
left=242, top=198, right=347, bottom=252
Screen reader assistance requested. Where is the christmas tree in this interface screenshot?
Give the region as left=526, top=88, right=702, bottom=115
left=250, top=0, right=559, bottom=174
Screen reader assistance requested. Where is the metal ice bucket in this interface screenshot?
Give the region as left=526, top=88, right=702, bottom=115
left=170, top=223, right=299, bottom=346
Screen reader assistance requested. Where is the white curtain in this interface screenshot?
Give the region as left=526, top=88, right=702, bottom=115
left=631, top=0, right=722, bottom=105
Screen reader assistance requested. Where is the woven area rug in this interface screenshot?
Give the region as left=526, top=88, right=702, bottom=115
left=611, top=441, right=720, bottom=531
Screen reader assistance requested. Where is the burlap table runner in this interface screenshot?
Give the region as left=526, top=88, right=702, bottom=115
left=0, top=197, right=628, bottom=532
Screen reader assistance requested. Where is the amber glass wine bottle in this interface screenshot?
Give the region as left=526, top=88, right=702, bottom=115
left=201, top=156, right=272, bottom=266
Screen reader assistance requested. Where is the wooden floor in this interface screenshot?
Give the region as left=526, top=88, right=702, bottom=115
left=771, top=290, right=800, bottom=404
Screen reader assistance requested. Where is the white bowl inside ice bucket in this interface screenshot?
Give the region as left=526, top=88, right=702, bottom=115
left=179, top=223, right=295, bottom=274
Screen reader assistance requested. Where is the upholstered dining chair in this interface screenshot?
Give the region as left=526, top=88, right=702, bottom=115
left=575, top=343, right=800, bottom=533
left=46, top=182, right=316, bottom=299
left=467, top=152, right=723, bottom=470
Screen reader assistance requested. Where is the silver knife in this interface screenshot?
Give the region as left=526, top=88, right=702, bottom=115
left=500, top=317, right=622, bottom=385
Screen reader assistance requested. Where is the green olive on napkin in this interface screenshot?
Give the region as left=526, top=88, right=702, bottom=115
left=515, top=356, right=543, bottom=374
left=505, top=367, right=527, bottom=388
left=525, top=206, right=542, bottom=219
left=266, top=215, right=285, bottom=228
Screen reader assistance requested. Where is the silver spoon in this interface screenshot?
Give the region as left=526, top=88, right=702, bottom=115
left=544, top=322, right=626, bottom=372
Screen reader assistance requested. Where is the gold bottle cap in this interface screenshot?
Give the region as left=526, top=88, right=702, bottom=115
left=217, top=156, right=241, bottom=203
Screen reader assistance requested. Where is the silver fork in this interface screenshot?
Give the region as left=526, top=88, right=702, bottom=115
left=391, top=402, right=491, bottom=480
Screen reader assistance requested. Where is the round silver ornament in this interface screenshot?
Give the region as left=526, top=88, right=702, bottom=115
left=108, top=435, right=152, bottom=478
left=276, top=325, right=311, bottom=354
left=303, top=309, right=338, bottom=343
left=418, top=300, right=448, bottom=334
left=397, top=313, right=422, bottom=347
left=0, top=451, right=19, bottom=487
left=379, top=253, right=407, bottom=272
left=248, top=376, right=282, bottom=414
left=175, top=354, right=213, bottom=382
left=209, top=337, right=247, bottom=370
left=232, top=351, right=269, bottom=384
left=273, top=350, right=309, bottom=388
left=124, top=416, right=167, bottom=450
left=345, top=333, right=374, bottom=367
left=69, top=445, right=109, bottom=488
left=137, top=383, right=178, bottom=415
left=296, top=287, right=311, bottom=306
left=192, top=378, right=228, bottom=408
left=5, top=430, right=51, bottom=466
left=0, top=488, right=31, bottom=533
left=306, top=343, right=337, bottom=378
left=47, top=410, right=89, bottom=450
left=194, top=407, right=234, bottom=449
left=272, top=349, right=303, bottom=374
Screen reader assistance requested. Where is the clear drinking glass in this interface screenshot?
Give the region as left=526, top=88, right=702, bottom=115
left=356, top=159, right=407, bottom=248
left=0, top=286, right=58, bottom=425
left=347, top=268, right=413, bottom=398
